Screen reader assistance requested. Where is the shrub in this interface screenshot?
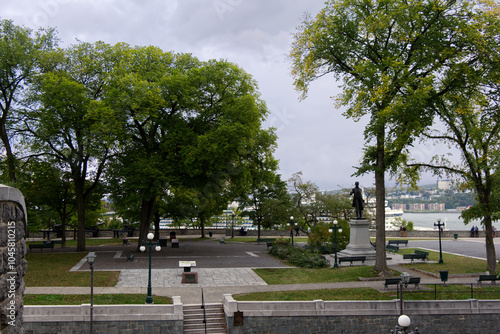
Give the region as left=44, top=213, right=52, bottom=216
left=269, top=241, right=328, bottom=268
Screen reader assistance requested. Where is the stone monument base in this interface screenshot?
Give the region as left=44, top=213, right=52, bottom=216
left=338, top=218, right=376, bottom=260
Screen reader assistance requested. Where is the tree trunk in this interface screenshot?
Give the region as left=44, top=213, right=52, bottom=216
left=153, top=210, right=161, bottom=240
left=0, top=122, right=16, bottom=182
left=200, top=215, right=206, bottom=238
left=136, top=197, right=156, bottom=252
left=373, top=130, right=390, bottom=274
left=483, top=216, right=497, bottom=274
left=74, top=177, right=86, bottom=252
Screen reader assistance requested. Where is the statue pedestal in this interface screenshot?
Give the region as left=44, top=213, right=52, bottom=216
left=338, top=218, right=376, bottom=260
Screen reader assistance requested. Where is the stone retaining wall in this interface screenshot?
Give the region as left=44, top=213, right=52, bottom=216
left=23, top=298, right=183, bottom=334
left=223, top=295, right=500, bottom=333
left=23, top=296, right=500, bottom=333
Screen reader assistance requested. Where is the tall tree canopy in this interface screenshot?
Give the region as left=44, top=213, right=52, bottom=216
left=406, top=3, right=500, bottom=273
left=290, top=0, right=491, bottom=274
left=106, top=46, right=273, bottom=242
left=24, top=41, right=118, bottom=251
left=0, top=19, right=56, bottom=182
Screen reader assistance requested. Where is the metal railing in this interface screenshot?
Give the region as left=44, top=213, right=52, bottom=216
left=201, top=288, right=207, bottom=333
left=396, top=283, right=500, bottom=300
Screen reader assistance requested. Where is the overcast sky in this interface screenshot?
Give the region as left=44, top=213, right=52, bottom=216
left=2, top=0, right=442, bottom=190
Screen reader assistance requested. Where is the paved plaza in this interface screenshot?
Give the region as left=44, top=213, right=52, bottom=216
left=25, top=235, right=500, bottom=304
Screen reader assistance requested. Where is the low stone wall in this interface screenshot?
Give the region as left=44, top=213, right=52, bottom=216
left=223, top=295, right=500, bottom=333
left=23, top=297, right=183, bottom=334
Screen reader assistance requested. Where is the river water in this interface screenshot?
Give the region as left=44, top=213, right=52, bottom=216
left=402, top=212, right=489, bottom=231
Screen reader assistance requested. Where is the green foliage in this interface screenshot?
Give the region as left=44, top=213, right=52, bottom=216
left=269, top=240, right=328, bottom=268
left=308, top=221, right=349, bottom=250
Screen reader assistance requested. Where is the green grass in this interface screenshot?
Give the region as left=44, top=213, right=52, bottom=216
left=25, top=253, right=119, bottom=287
left=24, top=294, right=172, bottom=305
left=26, top=238, right=126, bottom=247
left=398, top=248, right=488, bottom=274
left=234, top=285, right=500, bottom=301
left=254, top=266, right=380, bottom=285
left=235, top=288, right=392, bottom=301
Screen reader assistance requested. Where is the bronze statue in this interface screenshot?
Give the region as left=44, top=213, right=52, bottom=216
left=350, top=181, right=364, bottom=219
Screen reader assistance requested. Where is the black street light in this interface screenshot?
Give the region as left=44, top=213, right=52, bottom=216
left=434, top=218, right=445, bottom=263
left=231, top=212, right=235, bottom=239
left=86, top=252, right=96, bottom=334
left=288, top=216, right=295, bottom=246
left=399, top=272, right=411, bottom=316
left=140, top=233, right=161, bottom=304
left=329, top=220, right=342, bottom=268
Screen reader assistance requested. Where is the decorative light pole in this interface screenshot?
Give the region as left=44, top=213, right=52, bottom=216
left=328, top=220, right=342, bottom=268
left=231, top=211, right=235, bottom=239
left=86, top=252, right=96, bottom=334
left=288, top=216, right=295, bottom=246
left=399, top=272, right=411, bottom=315
left=434, top=218, right=445, bottom=263
left=140, top=233, right=161, bottom=304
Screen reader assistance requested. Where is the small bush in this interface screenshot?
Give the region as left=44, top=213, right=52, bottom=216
left=269, top=241, right=328, bottom=268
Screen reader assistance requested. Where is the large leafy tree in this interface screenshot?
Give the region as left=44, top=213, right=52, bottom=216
left=0, top=19, right=56, bottom=182
left=290, top=0, right=486, bottom=274
left=107, top=47, right=271, bottom=242
left=176, top=60, right=271, bottom=238
left=17, top=159, right=77, bottom=246
left=23, top=41, right=118, bottom=251
left=407, top=5, right=500, bottom=273
left=237, top=129, right=285, bottom=239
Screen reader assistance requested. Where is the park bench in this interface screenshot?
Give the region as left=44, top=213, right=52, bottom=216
left=384, top=278, right=401, bottom=289
left=257, top=238, right=276, bottom=248
left=384, top=277, right=421, bottom=289
left=338, top=256, right=366, bottom=266
left=414, top=250, right=429, bottom=259
left=388, top=240, right=408, bottom=246
left=29, top=241, right=54, bottom=252
left=477, top=274, right=500, bottom=285
left=126, top=251, right=134, bottom=262
left=403, top=253, right=427, bottom=263
left=386, top=244, right=399, bottom=252
left=179, top=261, right=196, bottom=272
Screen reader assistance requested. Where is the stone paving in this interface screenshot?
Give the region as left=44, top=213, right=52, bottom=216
left=115, top=268, right=267, bottom=288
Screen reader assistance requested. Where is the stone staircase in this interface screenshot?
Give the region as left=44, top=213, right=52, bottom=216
left=183, top=303, right=227, bottom=334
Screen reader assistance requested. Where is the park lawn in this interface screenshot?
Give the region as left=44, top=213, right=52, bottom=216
left=25, top=253, right=119, bottom=287
left=24, top=294, right=172, bottom=305
left=253, top=266, right=380, bottom=285
left=234, top=285, right=500, bottom=301
left=26, top=238, right=125, bottom=247
left=398, top=248, right=488, bottom=274
left=235, top=288, right=392, bottom=301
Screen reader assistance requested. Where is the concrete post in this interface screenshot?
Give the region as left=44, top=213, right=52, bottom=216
left=0, top=184, right=27, bottom=334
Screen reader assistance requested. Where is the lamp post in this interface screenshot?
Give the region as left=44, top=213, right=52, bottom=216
left=390, top=314, right=419, bottom=334
left=86, top=252, right=96, bottom=334
left=399, top=272, right=411, bottom=316
left=434, top=218, right=445, bottom=263
left=288, top=216, right=295, bottom=246
left=231, top=212, right=235, bottom=239
left=140, top=233, right=161, bottom=304
left=328, top=220, right=342, bottom=268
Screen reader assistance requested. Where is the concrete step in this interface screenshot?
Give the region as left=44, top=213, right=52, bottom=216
left=183, top=303, right=227, bottom=334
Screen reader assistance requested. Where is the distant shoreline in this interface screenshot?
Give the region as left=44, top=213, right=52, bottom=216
left=403, top=210, right=461, bottom=214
